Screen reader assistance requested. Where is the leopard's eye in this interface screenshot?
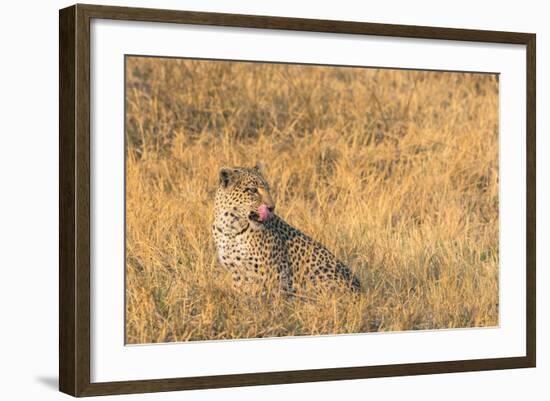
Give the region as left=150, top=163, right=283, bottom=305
left=246, top=187, right=258, bottom=194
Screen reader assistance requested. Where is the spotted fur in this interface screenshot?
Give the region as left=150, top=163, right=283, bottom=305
left=212, top=165, right=361, bottom=295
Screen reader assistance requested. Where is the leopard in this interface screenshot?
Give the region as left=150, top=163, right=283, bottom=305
left=212, top=164, right=361, bottom=296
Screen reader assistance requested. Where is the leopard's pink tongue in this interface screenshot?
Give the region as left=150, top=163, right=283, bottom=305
left=258, top=204, right=272, bottom=222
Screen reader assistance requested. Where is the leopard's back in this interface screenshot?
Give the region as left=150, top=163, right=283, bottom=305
left=267, top=217, right=361, bottom=293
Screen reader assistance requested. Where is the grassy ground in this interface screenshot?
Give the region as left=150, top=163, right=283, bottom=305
left=125, top=57, right=499, bottom=344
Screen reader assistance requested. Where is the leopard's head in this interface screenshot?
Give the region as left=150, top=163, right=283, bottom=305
left=215, top=163, right=275, bottom=224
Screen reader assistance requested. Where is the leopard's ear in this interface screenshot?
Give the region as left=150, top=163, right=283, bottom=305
left=253, top=161, right=266, bottom=175
left=219, top=167, right=235, bottom=187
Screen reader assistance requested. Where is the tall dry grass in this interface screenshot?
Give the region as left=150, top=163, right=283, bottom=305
left=125, top=57, right=499, bottom=344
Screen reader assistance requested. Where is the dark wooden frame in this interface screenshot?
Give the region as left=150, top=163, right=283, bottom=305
left=59, top=3, right=536, bottom=397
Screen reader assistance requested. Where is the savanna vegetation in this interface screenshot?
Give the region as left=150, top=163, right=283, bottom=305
left=125, top=57, right=499, bottom=344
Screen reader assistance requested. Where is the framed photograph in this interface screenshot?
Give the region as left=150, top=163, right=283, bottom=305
left=59, top=4, right=536, bottom=397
